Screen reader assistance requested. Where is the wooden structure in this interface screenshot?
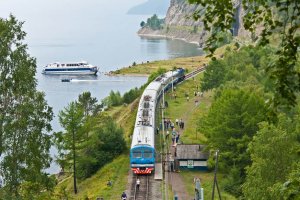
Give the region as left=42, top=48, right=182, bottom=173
left=175, top=144, right=209, bottom=170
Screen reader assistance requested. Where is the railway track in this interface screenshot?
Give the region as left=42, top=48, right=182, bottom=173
left=130, top=175, right=150, bottom=200
left=184, top=66, right=206, bottom=80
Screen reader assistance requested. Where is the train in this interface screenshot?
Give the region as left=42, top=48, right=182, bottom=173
left=130, top=68, right=185, bottom=174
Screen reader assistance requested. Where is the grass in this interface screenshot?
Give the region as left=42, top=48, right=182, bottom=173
left=180, top=171, right=236, bottom=200
left=54, top=155, right=130, bottom=199
left=159, top=71, right=236, bottom=199
left=163, top=73, right=212, bottom=144
left=105, top=99, right=139, bottom=139
left=113, top=55, right=210, bottom=75
left=112, top=43, right=233, bottom=76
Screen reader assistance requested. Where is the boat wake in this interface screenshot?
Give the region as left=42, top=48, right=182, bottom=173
left=69, top=79, right=132, bottom=82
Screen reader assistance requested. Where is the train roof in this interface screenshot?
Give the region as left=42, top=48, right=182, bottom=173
left=141, top=89, right=157, bottom=100
left=146, top=81, right=161, bottom=91
left=131, top=126, right=155, bottom=148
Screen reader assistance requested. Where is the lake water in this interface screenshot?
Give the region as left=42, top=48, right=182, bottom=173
left=0, top=0, right=203, bottom=173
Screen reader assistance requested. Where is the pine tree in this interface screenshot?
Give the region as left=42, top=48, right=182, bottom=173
left=54, top=102, right=84, bottom=194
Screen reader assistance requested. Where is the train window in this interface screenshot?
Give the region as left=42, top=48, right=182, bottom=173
left=143, top=150, right=152, bottom=158
left=142, top=110, right=149, bottom=117
left=132, top=151, right=142, bottom=158
left=144, top=102, right=149, bottom=108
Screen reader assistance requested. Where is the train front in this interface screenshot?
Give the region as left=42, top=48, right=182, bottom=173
left=130, top=125, right=156, bottom=174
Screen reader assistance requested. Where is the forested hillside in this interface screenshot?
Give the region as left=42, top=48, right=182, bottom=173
left=187, top=0, right=300, bottom=198
left=198, top=45, right=300, bottom=199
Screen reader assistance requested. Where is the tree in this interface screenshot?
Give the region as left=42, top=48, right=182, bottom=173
left=200, top=46, right=272, bottom=92
left=123, top=87, right=140, bottom=104
left=102, top=91, right=123, bottom=107
left=78, top=92, right=102, bottom=139
left=200, top=59, right=226, bottom=91
left=199, top=88, right=267, bottom=196
left=188, top=0, right=300, bottom=108
left=147, top=67, right=167, bottom=83
left=140, top=21, right=146, bottom=27
left=0, top=15, right=53, bottom=198
left=78, top=91, right=101, bottom=117
left=282, top=162, right=300, bottom=199
left=54, top=101, right=84, bottom=194
left=76, top=114, right=126, bottom=179
left=243, top=116, right=299, bottom=199
left=145, top=14, right=164, bottom=30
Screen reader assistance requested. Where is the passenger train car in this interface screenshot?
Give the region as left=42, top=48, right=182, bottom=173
left=130, top=68, right=185, bottom=174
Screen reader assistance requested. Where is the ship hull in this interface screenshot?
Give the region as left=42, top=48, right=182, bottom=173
left=42, top=68, right=98, bottom=75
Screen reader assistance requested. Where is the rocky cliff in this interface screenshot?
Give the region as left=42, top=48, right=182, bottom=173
left=138, top=0, right=250, bottom=46
left=138, top=0, right=205, bottom=45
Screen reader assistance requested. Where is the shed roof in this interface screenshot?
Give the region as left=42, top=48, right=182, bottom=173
left=176, top=144, right=209, bottom=160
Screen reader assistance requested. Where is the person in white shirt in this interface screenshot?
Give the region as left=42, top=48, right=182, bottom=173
left=136, top=178, right=141, bottom=190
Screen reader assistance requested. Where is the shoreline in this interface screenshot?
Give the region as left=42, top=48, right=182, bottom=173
left=138, top=33, right=200, bottom=46
left=105, top=72, right=149, bottom=77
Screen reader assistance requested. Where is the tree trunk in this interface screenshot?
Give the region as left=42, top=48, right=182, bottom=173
left=72, top=129, right=77, bottom=194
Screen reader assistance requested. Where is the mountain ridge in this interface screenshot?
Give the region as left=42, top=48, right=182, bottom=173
left=127, top=0, right=169, bottom=15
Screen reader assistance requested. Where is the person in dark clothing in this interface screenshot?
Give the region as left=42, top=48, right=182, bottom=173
left=121, top=191, right=127, bottom=199
left=165, top=101, right=168, bottom=108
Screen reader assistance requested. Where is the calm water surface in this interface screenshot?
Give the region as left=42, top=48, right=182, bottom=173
left=1, top=0, right=203, bottom=173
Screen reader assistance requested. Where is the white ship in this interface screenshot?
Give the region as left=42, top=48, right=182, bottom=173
left=42, top=61, right=98, bottom=75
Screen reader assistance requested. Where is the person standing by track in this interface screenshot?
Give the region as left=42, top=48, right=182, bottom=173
left=136, top=178, right=140, bottom=191
left=121, top=191, right=127, bottom=200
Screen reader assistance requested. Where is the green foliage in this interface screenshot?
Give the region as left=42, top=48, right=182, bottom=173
left=103, top=68, right=167, bottom=108
left=199, top=88, right=267, bottom=196
left=200, top=59, right=226, bottom=91
left=192, top=25, right=198, bottom=33
left=54, top=101, right=84, bottom=193
left=140, top=21, right=146, bottom=27
left=215, top=31, right=233, bottom=48
left=55, top=94, right=126, bottom=182
left=55, top=185, right=71, bottom=200
left=123, top=87, right=141, bottom=104
left=0, top=15, right=54, bottom=198
left=281, top=162, right=300, bottom=199
left=243, top=115, right=300, bottom=199
left=147, top=67, right=167, bottom=83
left=19, top=175, right=57, bottom=200
left=77, top=114, right=126, bottom=179
left=200, top=46, right=272, bottom=92
left=102, top=91, right=122, bottom=107
left=188, top=0, right=300, bottom=108
left=145, top=14, right=164, bottom=30
left=78, top=91, right=102, bottom=116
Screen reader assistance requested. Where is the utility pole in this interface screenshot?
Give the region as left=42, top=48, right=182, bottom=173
left=171, top=70, right=174, bottom=93
left=211, top=150, right=221, bottom=200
